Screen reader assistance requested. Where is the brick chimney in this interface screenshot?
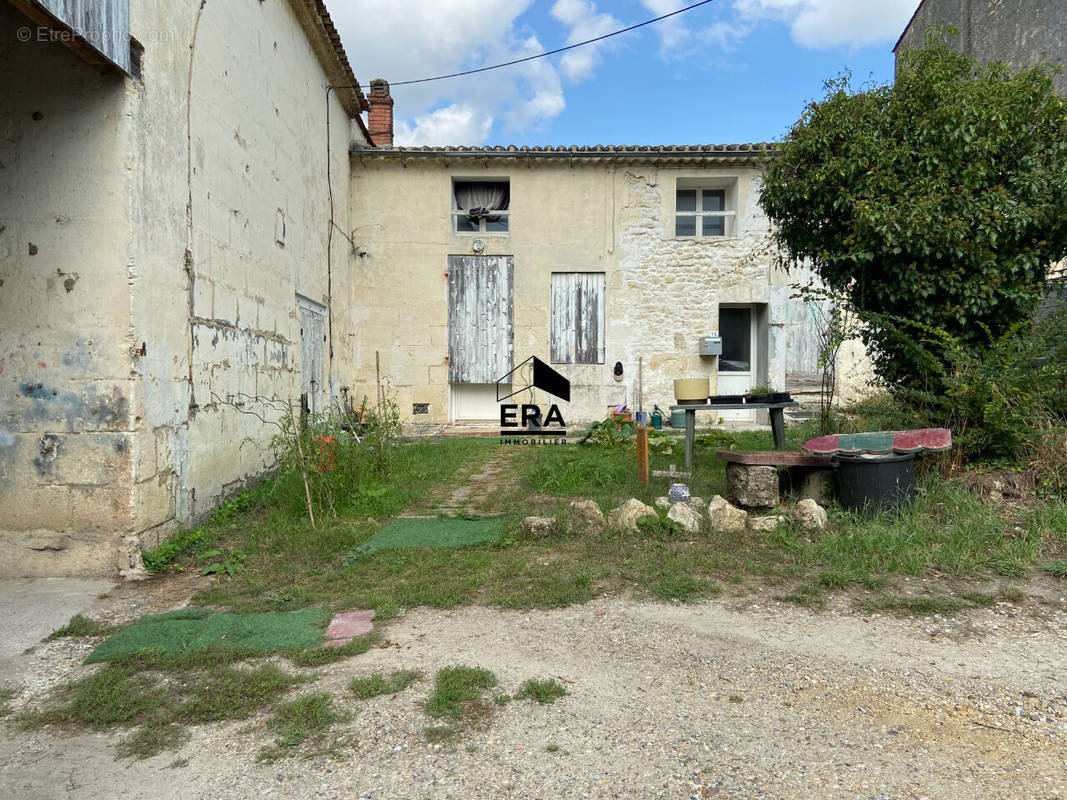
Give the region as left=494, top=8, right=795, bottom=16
left=367, top=79, right=394, bottom=147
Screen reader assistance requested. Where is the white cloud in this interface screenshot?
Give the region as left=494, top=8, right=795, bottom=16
left=333, top=0, right=620, bottom=145
left=394, top=105, right=494, bottom=147
left=732, top=0, right=919, bottom=49
left=503, top=37, right=566, bottom=131
left=639, top=0, right=694, bottom=55
left=550, top=0, right=621, bottom=80
left=642, top=0, right=919, bottom=55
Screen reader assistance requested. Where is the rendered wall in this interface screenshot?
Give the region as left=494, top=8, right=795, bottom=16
left=0, top=0, right=363, bottom=576
left=349, top=158, right=813, bottom=426
left=0, top=1, right=136, bottom=575
left=127, top=0, right=361, bottom=544
left=896, top=0, right=1066, bottom=94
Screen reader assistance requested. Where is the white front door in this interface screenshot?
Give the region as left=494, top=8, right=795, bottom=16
left=717, top=305, right=756, bottom=423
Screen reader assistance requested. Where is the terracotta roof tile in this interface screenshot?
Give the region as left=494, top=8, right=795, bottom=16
left=358, top=143, right=772, bottom=155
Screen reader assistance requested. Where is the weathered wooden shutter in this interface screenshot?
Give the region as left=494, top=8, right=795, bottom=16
left=447, top=256, right=514, bottom=383
left=297, top=295, right=326, bottom=413
left=550, top=272, right=605, bottom=364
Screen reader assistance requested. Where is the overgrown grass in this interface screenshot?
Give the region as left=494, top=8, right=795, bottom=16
left=138, top=418, right=1067, bottom=628
left=46, top=614, right=116, bottom=640
left=257, top=693, right=351, bottom=763
left=18, top=656, right=308, bottom=760
left=349, top=669, right=421, bottom=700
left=424, top=666, right=497, bottom=719
left=515, top=678, right=567, bottom=704
left=286, top=633, right=381, bottom=667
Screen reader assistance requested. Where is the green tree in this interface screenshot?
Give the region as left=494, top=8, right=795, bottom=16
left=759, top=34, right=1067, bottom=388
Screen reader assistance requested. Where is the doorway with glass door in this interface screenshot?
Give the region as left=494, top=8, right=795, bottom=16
left=717, top=305, right=758, bottom=423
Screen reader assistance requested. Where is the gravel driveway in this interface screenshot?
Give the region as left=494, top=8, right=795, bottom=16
left=2, top=586, right=1066, bottom=800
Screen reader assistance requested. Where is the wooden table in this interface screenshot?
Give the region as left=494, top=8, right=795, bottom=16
left=669, top=402, right=799, bottom=469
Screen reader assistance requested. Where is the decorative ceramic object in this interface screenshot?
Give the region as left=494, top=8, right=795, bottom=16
left=668, top=483, right=691, bottom=504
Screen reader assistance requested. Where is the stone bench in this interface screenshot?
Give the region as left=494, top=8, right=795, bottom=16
left=715, top=450, right=834, bottom=508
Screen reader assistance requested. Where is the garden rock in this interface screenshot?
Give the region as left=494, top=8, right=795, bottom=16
left=726, top=463, right=779, bottom=509
left=607, top=499, right=658, bottom=533
left=667, top=502, right=702, bottom=533
left=708, top=495, right=748, bottom=534
left=688, top=496, right=707, bottom=513
left=654, top=496, right=671, bottom=511
left=567, top=498, right=605, bottom=535
left=518, top=516, right=556, bottom=538
left=748, top=515, right=785, bottom=533
left=794, top=499, right=828, bottom=531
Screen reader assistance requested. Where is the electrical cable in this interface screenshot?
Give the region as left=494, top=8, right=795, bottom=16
left=387, top=0, right=717, bottom=87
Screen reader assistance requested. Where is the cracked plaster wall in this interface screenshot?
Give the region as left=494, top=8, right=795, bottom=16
left=0, top=0, right=363, bottom=576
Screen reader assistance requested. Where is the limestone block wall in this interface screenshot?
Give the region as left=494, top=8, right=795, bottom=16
left=896, top=0, right=1066, bottom=95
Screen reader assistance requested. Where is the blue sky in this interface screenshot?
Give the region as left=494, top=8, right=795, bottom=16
left=331, top=0, right=922, bottom=147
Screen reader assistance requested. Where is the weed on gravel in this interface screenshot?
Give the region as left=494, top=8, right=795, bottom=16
left=18, top=657, right=307, bottom=760
left=286, top=633, right=381, bottom=667
left=257, top=693, right=352, bottom=763
left=349, top=669, right=421, bottom=700
left=46, top=614, right=117, bottom=640
left=421, top=666, right=497, bottom=740
left=858, top=587, right=1027, bottom=616
left=515, top=678, right=567, bottom=704
left=425, top=666, right=497, bottom=720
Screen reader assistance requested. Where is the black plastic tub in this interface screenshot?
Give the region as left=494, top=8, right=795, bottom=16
left=744, top=392, right=793, bottom=404
left=834, top=453, right=916, bottom=514
left=708, top=394, right=745, bottom=404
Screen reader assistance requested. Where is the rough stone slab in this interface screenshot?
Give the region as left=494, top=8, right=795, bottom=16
left=607, top=499, right=658, bottom=534
left=716, top=449, right=832, bottom=467
left=566, top=499, right=604, bottom=535
left=726, top=463, right=779, bottom=509
left=708, top=495, right=748, bottom=534
left=667, top=502, right=702, bottom=533
left=323, top=609, right=375, bottom=646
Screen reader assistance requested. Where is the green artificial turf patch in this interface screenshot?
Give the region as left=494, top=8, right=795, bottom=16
left=85, top=608, right=330, bottom=664
left=351, top=516, right=506, bottom=557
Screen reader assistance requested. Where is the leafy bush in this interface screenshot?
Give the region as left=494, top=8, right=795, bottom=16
left=760, top=32, right=1067, bottom=390
left=142, top=527, right=213, bottom=573
left=270, top=399, right=403, bottom=521
left=865, top=308, right=1067, bottom=462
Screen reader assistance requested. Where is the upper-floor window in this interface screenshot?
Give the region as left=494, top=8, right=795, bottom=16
left=453, top=179, right=509, bottom=233
left=675, top=180, right=736, bottom=237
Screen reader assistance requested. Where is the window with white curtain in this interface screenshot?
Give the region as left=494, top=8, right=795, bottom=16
left=453, top=179, right=510, bottom=233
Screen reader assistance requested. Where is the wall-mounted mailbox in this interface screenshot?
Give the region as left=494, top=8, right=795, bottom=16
left=700, top=335, right=722, bottom=356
